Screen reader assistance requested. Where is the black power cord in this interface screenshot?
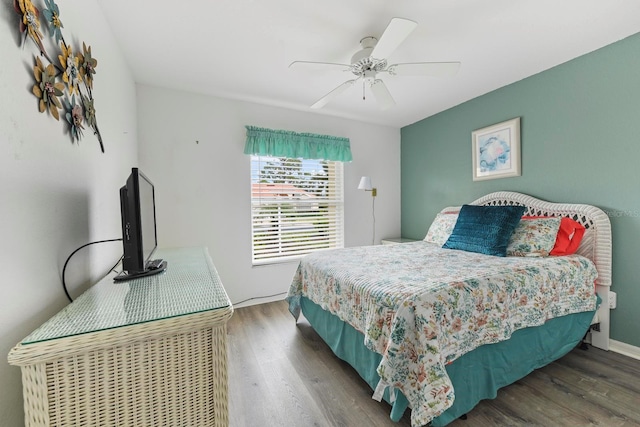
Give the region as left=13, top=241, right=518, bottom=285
left=62, top=238, right=123, bottom=302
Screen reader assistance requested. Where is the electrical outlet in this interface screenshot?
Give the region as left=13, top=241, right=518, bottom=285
left=609, top=291, right=617, bottom=309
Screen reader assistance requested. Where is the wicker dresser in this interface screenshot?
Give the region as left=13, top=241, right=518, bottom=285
left=8, top=247, right=233, bottom=427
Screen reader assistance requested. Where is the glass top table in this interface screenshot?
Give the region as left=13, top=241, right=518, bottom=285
left=22, top=247, right=231, bottom=344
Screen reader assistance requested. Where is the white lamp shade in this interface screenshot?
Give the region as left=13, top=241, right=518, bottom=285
left=358, top=176, right=373, bottom=190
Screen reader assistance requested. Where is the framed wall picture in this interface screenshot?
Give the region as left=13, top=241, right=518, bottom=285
left=472, top=117, right=521, bottom=181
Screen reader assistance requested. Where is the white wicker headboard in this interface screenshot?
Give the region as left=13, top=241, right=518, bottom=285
left=471, top=191, right=612, bottom=287
left=469, top=191, right=613, bottom=350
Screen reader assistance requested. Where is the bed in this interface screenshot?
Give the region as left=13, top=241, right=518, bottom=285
left=286, top=191, right=612, bottom=427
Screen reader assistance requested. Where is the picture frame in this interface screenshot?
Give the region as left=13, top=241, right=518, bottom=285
left=472, top=117, right=521, bottom=181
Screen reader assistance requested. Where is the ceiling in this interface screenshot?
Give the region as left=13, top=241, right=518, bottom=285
left=96, top=0, right=640, bottom=128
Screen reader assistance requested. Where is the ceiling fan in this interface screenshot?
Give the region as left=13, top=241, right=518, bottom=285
left=289, top=17, right=461, bottom=110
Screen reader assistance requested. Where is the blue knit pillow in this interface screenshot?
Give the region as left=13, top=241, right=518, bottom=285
left=442, top=204, right=526, bottom=256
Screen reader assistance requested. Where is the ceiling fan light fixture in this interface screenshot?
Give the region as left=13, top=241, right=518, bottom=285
left=363, top=70, right=377, bottom=84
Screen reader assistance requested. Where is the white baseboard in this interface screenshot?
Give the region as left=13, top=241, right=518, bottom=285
left=609, top=339, right=640, bottom=361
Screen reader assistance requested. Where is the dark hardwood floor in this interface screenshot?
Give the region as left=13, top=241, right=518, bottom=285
left=227, top=300, right=640, bottom=426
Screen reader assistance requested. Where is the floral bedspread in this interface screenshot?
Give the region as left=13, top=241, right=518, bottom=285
left=287, top=241, right=597, bottom=427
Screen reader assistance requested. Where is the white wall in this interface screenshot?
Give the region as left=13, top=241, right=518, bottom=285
left=0, top=1, right=136, bottom=425
left=137, top=84, right=401, bottom=307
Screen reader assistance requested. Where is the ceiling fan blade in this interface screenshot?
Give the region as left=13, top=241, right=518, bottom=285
left=370, top=79, right=395, bottom=110
left=311, top=79, right=357, bottom=109
left=387, top=62, right=461, bottom=77
left=370, top=18, right=418, bottom=60
left=289, top=61, right=352, bottom=73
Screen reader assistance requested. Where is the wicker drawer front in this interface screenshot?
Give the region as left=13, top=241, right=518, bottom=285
left=21, top=325, right=228, bottom=427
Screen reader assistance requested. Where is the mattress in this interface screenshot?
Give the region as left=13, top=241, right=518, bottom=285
left=287, top=241, right=598, bottom=426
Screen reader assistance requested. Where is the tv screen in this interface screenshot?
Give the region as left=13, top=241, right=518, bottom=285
left=138, top=171, right=156, bottom=263
left=115, top=168, right=166, bottom=281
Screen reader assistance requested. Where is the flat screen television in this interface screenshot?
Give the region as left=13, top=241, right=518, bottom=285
left=114, top=167, right=167, bottom=281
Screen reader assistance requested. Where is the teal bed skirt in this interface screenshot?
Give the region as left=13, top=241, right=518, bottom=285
left=299, top=296, right=596, bottom=426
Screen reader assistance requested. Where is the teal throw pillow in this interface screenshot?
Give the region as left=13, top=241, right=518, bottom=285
left=442, top=204, right=526, bottom=256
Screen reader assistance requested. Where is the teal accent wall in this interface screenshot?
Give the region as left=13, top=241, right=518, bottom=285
left=401, top=33, right=640, bottom=347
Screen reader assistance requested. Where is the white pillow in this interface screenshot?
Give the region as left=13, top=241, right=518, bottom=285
left=424, top=211, right=460, bottom=246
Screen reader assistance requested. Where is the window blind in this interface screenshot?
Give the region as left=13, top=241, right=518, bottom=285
left=250, top=156, right=344, bottom=265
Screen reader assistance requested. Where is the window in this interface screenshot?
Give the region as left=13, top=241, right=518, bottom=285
left=250, top=156, right=344, bottom=265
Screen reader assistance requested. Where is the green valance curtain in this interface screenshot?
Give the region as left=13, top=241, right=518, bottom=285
left=244, top=126, right=352, bottom=162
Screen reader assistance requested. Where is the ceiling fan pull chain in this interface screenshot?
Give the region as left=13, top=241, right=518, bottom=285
left=362, top=81, right=366, bottom=100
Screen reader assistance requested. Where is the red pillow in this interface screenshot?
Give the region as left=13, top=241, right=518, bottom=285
left=550, top=217, right=585, bottom=256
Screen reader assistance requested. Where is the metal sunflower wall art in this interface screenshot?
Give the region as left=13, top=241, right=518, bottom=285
left=14, top=0, right=104, bottom=152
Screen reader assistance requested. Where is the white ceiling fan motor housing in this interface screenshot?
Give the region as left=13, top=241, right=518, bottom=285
left=351, top=37, right=387, bottom=76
